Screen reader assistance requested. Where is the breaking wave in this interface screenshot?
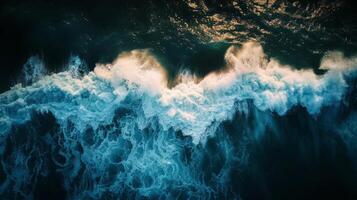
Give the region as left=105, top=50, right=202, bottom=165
left=0, top=42, right=356, bottom=199
left=2, top=42, right=356, bottom=142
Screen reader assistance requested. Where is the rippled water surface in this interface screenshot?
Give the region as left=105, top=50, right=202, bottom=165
left=1, top=0, right=357, bottom=199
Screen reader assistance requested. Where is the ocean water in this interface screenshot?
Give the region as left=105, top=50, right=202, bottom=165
left=1, top=0, right=357, bottom=199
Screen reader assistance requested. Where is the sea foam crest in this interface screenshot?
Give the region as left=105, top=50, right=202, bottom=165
left=20, top=56, right=46, bottom=85
left=0, top=42, right=356, bottom=144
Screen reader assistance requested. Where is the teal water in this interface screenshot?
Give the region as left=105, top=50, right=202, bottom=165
left=1, top=1, right=357, bottom=199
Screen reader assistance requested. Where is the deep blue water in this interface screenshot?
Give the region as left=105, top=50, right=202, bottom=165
left=1, top=0, right=357, bottom=199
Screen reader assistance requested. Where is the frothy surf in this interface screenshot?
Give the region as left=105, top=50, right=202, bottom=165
left=1, top=42, right=356, bottom=144
left=1, top=41, right=357, bottom=199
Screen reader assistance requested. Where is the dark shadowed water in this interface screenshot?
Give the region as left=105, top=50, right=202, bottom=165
left=1, top=0, right=357, bottom=199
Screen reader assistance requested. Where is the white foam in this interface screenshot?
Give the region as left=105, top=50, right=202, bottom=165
left=95, top=50, right=168, bottom=95
left=1, top=42, right=356, bottom=144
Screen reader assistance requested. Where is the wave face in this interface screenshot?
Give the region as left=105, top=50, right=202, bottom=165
left=1, top=42, right=357, bottom=199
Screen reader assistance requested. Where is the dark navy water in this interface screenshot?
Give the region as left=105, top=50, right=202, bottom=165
left=2, top=0, right=357, bottom=89
left=1, top=0, right=357, bottom=199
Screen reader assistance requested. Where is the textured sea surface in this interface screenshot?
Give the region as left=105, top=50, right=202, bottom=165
left=1, top=0, right=357, bottom=199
